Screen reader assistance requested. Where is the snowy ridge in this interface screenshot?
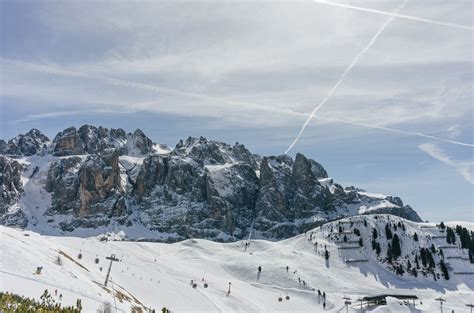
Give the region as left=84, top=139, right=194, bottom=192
left=2, top=125, right=422, bottom=240
left=1, top=214, right=473, bottom=312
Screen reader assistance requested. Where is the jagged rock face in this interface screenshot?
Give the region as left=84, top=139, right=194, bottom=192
left=53, top=127, right=84, bottom=156
left=52, top=125, right=155, bottom=156
left=254, top=154, right=333, bottom=238
left=129, top=129, right=153, bottom=155
left=173, top=137, right=259, bottom=170
left=0, top=129, right=50, bottom=156
left=0, top=126, right=424, bottom=240
left=46, top=156, right=83, bottom=214
left=0, top=156, right=23, bottom=213
left=46, top=152, right=126, bottom=220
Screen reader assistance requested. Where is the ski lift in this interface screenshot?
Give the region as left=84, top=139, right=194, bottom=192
left=192, top=283, right=197, bottom=288
left=95, top=255, right=99, bottom=264
left=78, top=250, right=82, bottom=260
left=285, top=295, right=290, bottom=300
left=203, top=283, right=208, bottom=288
left=278, top=296, right=283, bottom=302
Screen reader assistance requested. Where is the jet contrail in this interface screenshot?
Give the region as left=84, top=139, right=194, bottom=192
left=314, top=116, right=474, bottom=147
left=4, top=58, right=473, bottom=148
left=313, top=0, right=474, bottom=32
left=285, top=0, right=409, bottom=154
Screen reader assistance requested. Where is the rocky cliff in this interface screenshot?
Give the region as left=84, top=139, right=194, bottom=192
left=0, top=125, right=422, bottom=241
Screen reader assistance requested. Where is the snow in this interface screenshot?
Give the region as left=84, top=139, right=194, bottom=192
left=1, top=215, right=472, bottom=312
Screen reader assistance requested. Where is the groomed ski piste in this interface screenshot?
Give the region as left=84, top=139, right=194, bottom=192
left=1, top=215, right=473, bottom=312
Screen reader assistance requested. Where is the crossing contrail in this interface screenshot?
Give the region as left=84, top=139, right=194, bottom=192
left=5, top=58, right=473, bottom=148
left=314, top=116, right=474, bottom=147
left=313, top=0, right=474, bottom=32
left=285, top=0, right=409, bottom=154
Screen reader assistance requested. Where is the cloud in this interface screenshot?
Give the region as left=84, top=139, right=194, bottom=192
left=419, top=143, right=474, bottom=184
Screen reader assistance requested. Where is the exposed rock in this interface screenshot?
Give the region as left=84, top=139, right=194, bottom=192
left=46, top=152, right=126, bottom=221
left=0, top=125, right=423, bottom=240
left=0, top=156, right=23, bottom=213
left=0, top=129, right=50, bottom=156
left=52, top=125, right=155, bottom=156
left=52, top=127, right=84, bottom=156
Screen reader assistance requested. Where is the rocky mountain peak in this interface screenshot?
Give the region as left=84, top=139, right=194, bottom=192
left=0, top=124, right=423, bottom=240
left=52, top=125, right=154, bottom=156
left=0, top=128, right=50, bottom=156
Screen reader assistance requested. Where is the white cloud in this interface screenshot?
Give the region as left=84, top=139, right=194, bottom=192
left=419, top=143, right=474, bottom=184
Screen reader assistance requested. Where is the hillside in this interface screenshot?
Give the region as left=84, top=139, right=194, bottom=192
left=1, top=215, right=472, bottom=312
left=1, top=125, right=421, bottom=241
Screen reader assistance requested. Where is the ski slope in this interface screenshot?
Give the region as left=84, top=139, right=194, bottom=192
left=1, top=215, right=473, bottom=312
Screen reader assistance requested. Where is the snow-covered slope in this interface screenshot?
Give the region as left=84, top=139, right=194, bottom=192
left=1, top=215, right=472, bottom=312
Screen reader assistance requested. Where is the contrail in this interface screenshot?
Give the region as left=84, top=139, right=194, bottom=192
left=313, top=0, right=474, bottom=32
left=1, top=58, right=306, bottom=118
left=4, top=58, right=473, bottom=148
left=285, top=0, right=409, bottom=154
left=314, top=115, right=474, bottom=147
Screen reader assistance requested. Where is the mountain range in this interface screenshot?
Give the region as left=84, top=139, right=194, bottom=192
left=0, top=125, right=422, bottom=241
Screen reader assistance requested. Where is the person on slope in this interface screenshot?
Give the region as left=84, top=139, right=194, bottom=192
left=257, top=266, right=262, bottom=281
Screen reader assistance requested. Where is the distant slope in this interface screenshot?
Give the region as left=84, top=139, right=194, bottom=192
left=1, top=215, right=472, bottom=312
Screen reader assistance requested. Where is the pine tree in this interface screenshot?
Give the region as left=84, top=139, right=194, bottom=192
left=413, top=232, right=418, bottom=241
left=372, top=228, right=378, bottom=239
left=339, top=225, right=343, bottom=233
left=325, top=249, right=330, bottom=260
left=439, top=222, right=445, bottom=230
left=446, top=227, right=456, bottom=244
left=427, top=251, right=435, bottom=268
left=415, top=254, right=420, bottom=269
left=343, top=235, right=348, bottom=242
left=431, top=243, right=436, bottom=254
left=385, top=224, right=393, bottom=240
left=392, top=234, right=401, bottom=259
left=376, top=242, right=381, bottom=256
left=358, top=238, right=363, bottom=247
left=387, top=243, right=393, bottom=263
left=439, top=260, right=449, bottom=280
left=364, top=219, right=367, bottom=227
left=420, top=248, right=427, bottom=267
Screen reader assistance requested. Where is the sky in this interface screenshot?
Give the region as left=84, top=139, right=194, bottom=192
left=0, top=0, right=472, bottom=222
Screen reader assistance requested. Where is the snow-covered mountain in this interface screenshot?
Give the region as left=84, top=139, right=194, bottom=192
left=1, top=125, right=422, bottom=241
left=1, top=215, right=472, bottom=312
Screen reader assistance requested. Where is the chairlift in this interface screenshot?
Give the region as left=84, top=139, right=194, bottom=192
left=285, top=295, right=290, bottom=300
left=95, top=255, right=99, bottom=264
left=278, top=296, right=283, bottom=302
left=78, top=250, right=82, bottom=260
left=204, top=283, right=208, bottom=288
left=192, top=283, right=197, bottom=288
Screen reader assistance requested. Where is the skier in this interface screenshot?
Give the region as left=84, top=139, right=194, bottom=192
left=257, top=266, right=262, bottom=281
left=59, top=294, right=62, bottom=301
left=323, top=302, right=326, bottom=310
left=298, top=277, right=301, bottom=284
left=258, top=266, right=262, bottom=273
left=54, top=289, right=57, bottom=296
left=323, top=291, right=326, bottom=299
left=286, top=266, right=289, bottom=273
